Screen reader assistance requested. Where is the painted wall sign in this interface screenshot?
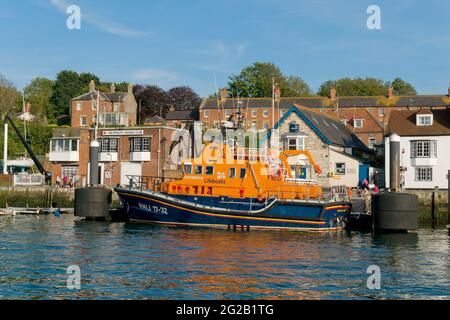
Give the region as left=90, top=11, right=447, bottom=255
left=102, top=130, right=144, bottom=136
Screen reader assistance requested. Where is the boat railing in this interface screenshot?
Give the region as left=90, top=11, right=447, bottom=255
left=262, top=184, right=350, bottom=203
left=126, top=175, right=176, bottom=192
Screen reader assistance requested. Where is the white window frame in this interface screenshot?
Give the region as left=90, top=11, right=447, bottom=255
left=415, top=167, right=433, bottom=182
left=263, top=110, right=269, bottom=118
left=252, top=110, right=257, bottom=118
left=411, top=140, right=437, bottom=158
left=368, top=138, right=376, bottom=149
left=417, top=115, right=433, bottom=126
left=80, top=116, right=87, bottom=127
left=354, top=119, right=363, bottom=128
left=204, top=110, right=210, bottom=118
left=378, top=108, right=385, bottom=116
left=76, top=102, right=82, bottom=111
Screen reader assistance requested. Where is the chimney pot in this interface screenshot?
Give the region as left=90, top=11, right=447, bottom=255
left=128, top=83, right=133, bottom=94
left=89, top=80, right=95, bottom=92
left=330, top=87, right=337, bottom=99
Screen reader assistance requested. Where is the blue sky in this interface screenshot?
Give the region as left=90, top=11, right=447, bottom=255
left=1, top=0, right=450, bottom=96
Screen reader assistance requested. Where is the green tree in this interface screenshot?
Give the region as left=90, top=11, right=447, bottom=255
left=79, top=72, right=100, bottom=91
left=389, top=77, right=417, bottom=95
left=51, top=70, right=83, bottom=118
left=227, top=62, right=284, bottom=97
left=283, top=75, right=312, bottom=96
left=24, top=77, right=55, bottom=123
left=0, top=74, right=20, bottom=119
left=318, top=77, right=388, bottom=97
left=228, top=62, right=311, bottom=97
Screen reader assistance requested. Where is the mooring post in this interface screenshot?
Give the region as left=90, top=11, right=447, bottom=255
left=431, top=189, right=436, bottom=229
left=447, top=170, right=450, bottom=233
left=89, top=140, right=100, bottom=186
left=389, top=134, right=401, bottom=192
left=435, top=186, right=439, bottom=227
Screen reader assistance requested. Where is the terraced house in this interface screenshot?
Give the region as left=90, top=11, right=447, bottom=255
left=199, top=87, right=450, bottom=149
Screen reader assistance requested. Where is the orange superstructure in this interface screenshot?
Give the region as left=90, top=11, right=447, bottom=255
left=160, top=144, right=323, bottom=201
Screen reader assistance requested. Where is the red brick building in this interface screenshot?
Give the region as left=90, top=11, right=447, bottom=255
left=49, top=125, right=180, bottom=187
left=199, top=87, right=450, bottom=148
left=70, top=81, right=137, bottom=128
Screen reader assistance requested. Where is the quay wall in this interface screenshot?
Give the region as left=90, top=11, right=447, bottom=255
left=0, top=187, right=120, bottom=208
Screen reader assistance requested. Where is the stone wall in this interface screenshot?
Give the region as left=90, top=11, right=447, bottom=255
left=277, top=112, right=332, bottom=186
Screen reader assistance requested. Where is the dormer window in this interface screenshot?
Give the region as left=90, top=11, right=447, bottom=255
left=417, top=114, right=433, bottom=126
left=354, top=119, right=363, bottom=128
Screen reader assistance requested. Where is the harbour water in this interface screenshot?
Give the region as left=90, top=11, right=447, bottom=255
left=0, top=214, right=448, bottom=300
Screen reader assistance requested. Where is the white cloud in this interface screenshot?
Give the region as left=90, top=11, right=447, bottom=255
left=47, top=0, right=148, bottom=38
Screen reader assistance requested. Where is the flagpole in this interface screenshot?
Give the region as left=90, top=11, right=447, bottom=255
left=272, top=77, right=275, bottom=129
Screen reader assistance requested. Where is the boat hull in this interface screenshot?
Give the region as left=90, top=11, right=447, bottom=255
left=115, top=188, right=351, bottom=231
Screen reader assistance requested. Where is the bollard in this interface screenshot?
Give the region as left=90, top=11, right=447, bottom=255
left=447, top=170, right=450, bottom=234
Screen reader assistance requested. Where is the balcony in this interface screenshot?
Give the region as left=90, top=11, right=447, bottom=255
left=98, top=152, right=118, bottom=162
left=410, top=157, right=437, bottom=166
left=49, top=151, right=79, bottom=162
left=130, top=152, right=151, bottom=162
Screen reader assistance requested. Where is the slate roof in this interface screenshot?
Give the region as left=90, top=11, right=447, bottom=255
left=201, top=95, right=450, bottom=109
left=274, top=106, right=369, bottom=151
left=165, top=109, right=199, bottom=121
left=73, top=90, right=126, bottom=102
left=144, top=115, right=166, bottom=124
left=387, top=109, right=450, bottom=136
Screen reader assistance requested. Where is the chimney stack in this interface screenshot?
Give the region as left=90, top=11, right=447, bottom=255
left=89, top=80, right=95, bottom=92
left=128, top=83, right=133, bottom=94
left=110, top=83, right=116, bottom=93
left=387, top=86, right=394, bottom=99
left=330, top=87, right=337, bottom=99
left=447, top=85, right=450, bottom=97
left=169, top=105, right=175, bottom=112
left=274, top=87, right=281, bottom=102
left=220, top=88, right=228, bottom=102
left=25, top=102, right=31, bottom=113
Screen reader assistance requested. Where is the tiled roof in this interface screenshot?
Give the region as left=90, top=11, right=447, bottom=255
left=387, top=109, right=450, bottom=136
left=335, top=109, right=384, bottom=133
left=274, top=106, right=369, bottom=151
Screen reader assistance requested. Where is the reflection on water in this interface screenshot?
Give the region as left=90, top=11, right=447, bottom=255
left=0, top=215, right=448, bottom=299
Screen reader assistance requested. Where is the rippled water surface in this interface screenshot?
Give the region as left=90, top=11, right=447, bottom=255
left=0, top=214, right=448, bottom=299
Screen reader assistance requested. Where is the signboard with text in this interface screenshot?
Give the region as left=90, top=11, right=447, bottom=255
left=102, top=130, right=144, bottom=136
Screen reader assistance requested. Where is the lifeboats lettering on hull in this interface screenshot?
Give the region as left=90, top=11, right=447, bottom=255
left=115, top=144, right=352, bottom=232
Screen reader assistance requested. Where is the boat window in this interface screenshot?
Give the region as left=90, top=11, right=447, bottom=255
left=240, top=168, right=246, bottom=178
left=229, top=168, right=236, bottom=178
left=184, top=164, right=192, bottom=174
left=194, top=166, right=203, bottom=174
left=205, top=166, right=214, bottom=175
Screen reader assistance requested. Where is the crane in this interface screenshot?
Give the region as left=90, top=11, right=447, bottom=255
left=3, top=114, right=52, bottom=184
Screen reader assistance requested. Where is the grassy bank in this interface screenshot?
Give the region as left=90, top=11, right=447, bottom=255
left=0, top=189, right=74, bottom=208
